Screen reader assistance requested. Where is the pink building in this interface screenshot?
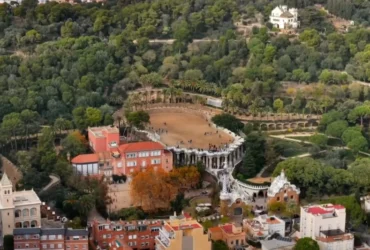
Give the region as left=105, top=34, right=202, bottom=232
left=71, top=127, right=173, bottom=179
left=88, top=126, right=120, bottom=153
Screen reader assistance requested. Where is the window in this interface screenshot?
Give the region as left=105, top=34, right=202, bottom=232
left=133, top=235, right=137, bottom=239
left=73, top=236, right=79, bottom=240
left=22, top=209, right=29, bottom=217
left=49, top=235, right=56, bottom=240
left=33, top=245, right=37, bottom=248
left=290, top=195, right=294, bottom=199
left=41, top=236, right=47, bottom=240
left=119, top=235, right=124, bottom=239
left=277, top=197, right=280, bottom=201
left=83, top=245, right=87, bottom=249
left=25, top=244, right=29, bottom=248
left=58, top=244, right=63, bottom=248
left=98, top=225, right=104, bottom=231
left=139, top=152, right=149, bottom=157
left=150, top=151, right=161, bottom=156
left=151, top=159, right=161, bottom=164
left=128, top=235, right=133, bottom=240
left=127, top=161, right=137, bottom=167
left=146, top=235, right=149, bottom=239
left=30, top=208, right=37, bottom=216
left=126, top=153, right=137, bottom=158
left=58, top=235, right=63, bottom=239
left=50, top=244, right=55, bottom=249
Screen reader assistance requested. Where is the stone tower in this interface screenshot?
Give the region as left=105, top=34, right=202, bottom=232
left=220, top=159, right=230, bottom=216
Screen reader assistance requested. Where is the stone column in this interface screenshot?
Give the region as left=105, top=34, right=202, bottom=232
left=176, top=152, right=180, bottom=165
left=217, top=156, right=220, bottom=169
left=197, top=155, right=201, bottom=164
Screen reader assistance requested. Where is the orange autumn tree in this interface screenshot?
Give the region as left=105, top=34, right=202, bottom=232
left=131, top=166, right=201, bottom=213
left=131, top=168, right=178, bottom=213
left=170, top=166, right=201, bottom=190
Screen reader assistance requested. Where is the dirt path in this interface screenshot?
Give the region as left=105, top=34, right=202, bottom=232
left=1, top=156, right=22, bottom=189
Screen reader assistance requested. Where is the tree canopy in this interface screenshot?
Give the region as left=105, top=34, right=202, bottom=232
left=294, top=238, right=319, bottom=250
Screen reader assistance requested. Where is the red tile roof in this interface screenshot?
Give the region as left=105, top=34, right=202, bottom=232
left=119, top=142, right=164, bottom=153
left=171, top=224, right=202, bottom=231
left=208, top=227, right=222, bottom=233
left=307, top=204, right=345, bottom=215
left=72, top=154, right=99, bottom=164
left=183, top=212, right=191, bottom=219
left=221, top=224, right=233, bottom=234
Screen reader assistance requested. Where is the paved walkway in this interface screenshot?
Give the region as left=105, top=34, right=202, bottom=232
left=39, top=174, right=60, bottom=194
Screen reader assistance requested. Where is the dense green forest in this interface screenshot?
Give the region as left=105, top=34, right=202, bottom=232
left=1, top=0, right=370, bottom=137
left=1, top=0, right=370, bottom=226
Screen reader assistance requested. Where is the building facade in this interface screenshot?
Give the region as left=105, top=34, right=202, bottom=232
left=71, top=126, right=173, bottom=179
left=269, top=5, right=299, bottom=29
left=88, top=126, right=120, bottom=153
left=13, top=228, right=88, bottom=250
left=267, top=170, right=300, bottom=205
left=91, top=219, right=162, bottom=250
left=155, top=213, right=211, bottom=250
left=300, top=204, right=354, bottom=250
left=244, top=215, right=285, bottom=239
left=208, top=223, right=246, bottom=249
left=0, top=173, right=41, bottom=237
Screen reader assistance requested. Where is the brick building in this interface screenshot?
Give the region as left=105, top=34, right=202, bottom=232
left=91, top=219, right=162, bottom=250
left=267, top=170, right=300, bottom=204
left=71, top=126, right=173, bottom=179
left=208, top=223, right=246, bottom=249
left=13, top=228, right=88, bottom=250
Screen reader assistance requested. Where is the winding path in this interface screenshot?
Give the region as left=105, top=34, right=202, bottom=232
left=39, top=174, right=61, bottom=194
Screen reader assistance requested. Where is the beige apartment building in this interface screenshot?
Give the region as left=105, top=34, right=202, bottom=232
left=155, top=213, right=211, bottom=250
left=208, top=223, right=246, bottom=249
left=0, top=173, right=41, bottom=237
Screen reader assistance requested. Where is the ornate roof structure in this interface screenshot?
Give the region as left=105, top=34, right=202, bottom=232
left=1, top=173, right=12, bottom=187
left=267, top=170, right=300, bottom=198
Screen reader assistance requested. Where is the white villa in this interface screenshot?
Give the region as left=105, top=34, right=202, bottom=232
left=0, top=173, right=41, bottom=237
left=269, top=5, right=299, bottom=29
